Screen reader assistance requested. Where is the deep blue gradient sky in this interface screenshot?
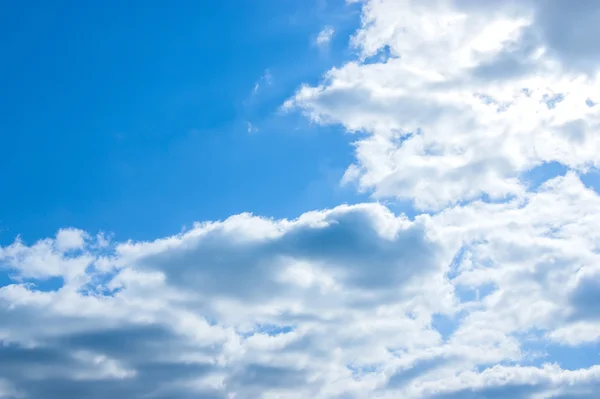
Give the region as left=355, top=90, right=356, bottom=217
left=1, top=0, right=364, bottom=243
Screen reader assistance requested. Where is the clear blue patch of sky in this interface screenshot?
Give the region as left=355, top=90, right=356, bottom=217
left=454, top=283, right=496, bottom=303
left=25, top=276, right=65, bottom=292
left=256, top=324, right=294, bottom=336
left=0, top=274, right=64, bottom=292
left=431, top=313, right=461, bottom=342
left=580, top=168, right=600, bottom=194
left=0, top=272, right=14, bottom=289
left=520, top=161, right=569, bottom=190
left=520, top=333, right=600, bottom=370
left=239, top=324, right=294, bottom=339
left=0, top=0, right=365, bottom=246
left=521, top=161, right=600, bottom=195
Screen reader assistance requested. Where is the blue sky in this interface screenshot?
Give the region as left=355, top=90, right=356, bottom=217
left=1, top=0, right=364, bottom=243
left=2, top=1, right=600, bottom=399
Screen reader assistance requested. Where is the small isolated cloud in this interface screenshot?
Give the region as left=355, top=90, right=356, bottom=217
left=247, top=121, right=258, bottom=133
left=252, top=69, right=273, bottom=94
left=316, top=25, right=335, bottom=46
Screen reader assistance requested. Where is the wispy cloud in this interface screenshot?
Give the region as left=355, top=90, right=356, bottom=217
left=315, top=25, right=335, bottom=46
left=252, top=68, right=273, bottom=94
left=246, top=121, right=258, bottom=133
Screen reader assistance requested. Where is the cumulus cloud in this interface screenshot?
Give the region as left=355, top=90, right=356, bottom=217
left=2, top=182, right=600, bottom=397
left=430, top=173, right=600, bottom=357
left=287, top=0, right=600, bottom=210
left=3, top=1, right=600, bottom=398
left=0, top=204, right=454, bottom=398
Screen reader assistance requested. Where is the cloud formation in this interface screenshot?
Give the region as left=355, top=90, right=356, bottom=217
left=288, top=0, right=600, bottom=210
left=316, top=26, right=335, bottom=46
left=1, top=204, right=450, bottom=398
left=2, top=174, right=600, bottom=397
left=2, top=1, right=600, bottom=398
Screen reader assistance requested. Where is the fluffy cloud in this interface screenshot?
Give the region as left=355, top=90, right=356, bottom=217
left=287, top=0, right=600, bottom=210
left=3, top=1, right=600, bottom=398
left=431, top=173, right=600, bottom=364
left=0, top=204, right=453, bottom=398
left=2, top=179, right=600, bottom=398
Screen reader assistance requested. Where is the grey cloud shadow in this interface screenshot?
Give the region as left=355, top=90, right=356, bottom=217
left=568, top=271, right=600, bottom=321
left=225, top=363, right=307, bottom=389
left=431, top=383, right=545, bottom=399
left=0, top=324, right=219, bottom=399
left=533, top=0, right=600, bottom=73
left=137, top=206, right=441, bottom=300
left=386, top=355, right=451, bottom=389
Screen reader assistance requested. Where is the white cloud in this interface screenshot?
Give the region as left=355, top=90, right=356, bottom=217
left=0, top=204, right=458, bottom=398
left=55, top=228, right=88, bottom=252
left=2, top=187, right=600, bottom=397
left=287, top=0, right=600, bottom=210
left=0, top=235, right=93, bottom=282
left=316, top=26, right=335, bottom=46
left=430, top=173, right=600, bottom=354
